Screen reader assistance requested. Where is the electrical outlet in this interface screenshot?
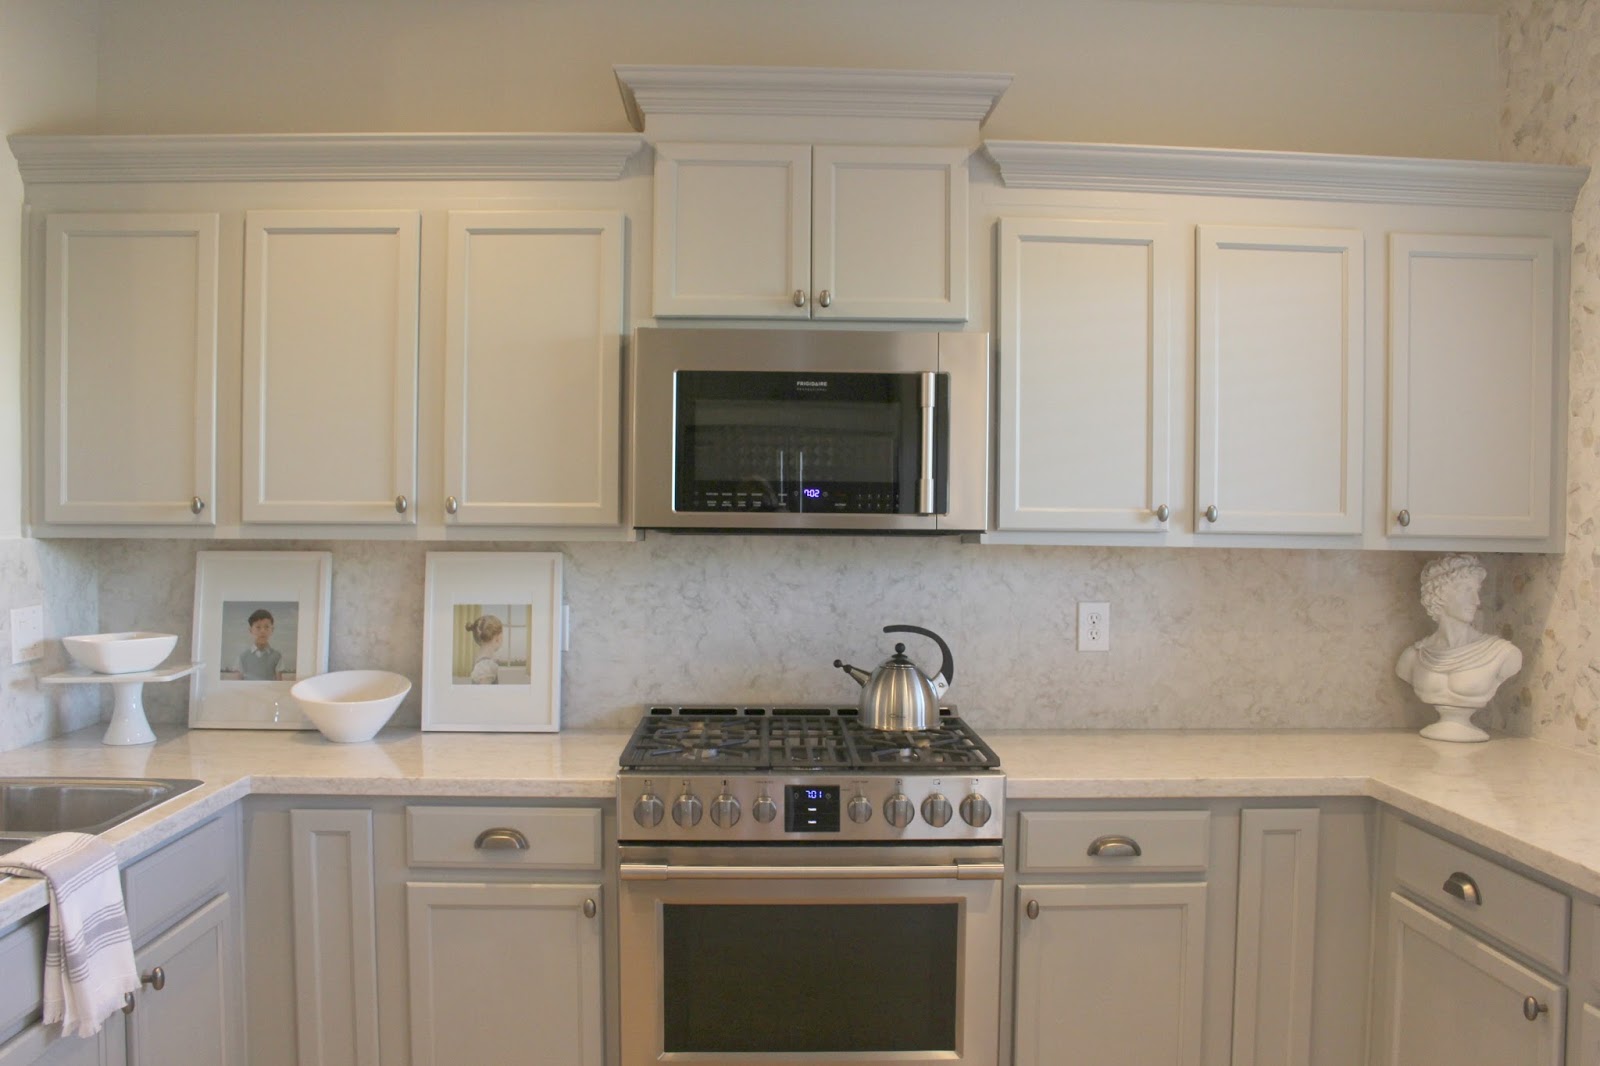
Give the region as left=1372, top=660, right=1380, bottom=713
left=1077, top=601, right=1110, bottom=652
left=10, top=605, right=45, bottom=665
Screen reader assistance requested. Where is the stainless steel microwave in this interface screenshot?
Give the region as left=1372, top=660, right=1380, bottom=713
left=632, top=327, right=990, bottom=532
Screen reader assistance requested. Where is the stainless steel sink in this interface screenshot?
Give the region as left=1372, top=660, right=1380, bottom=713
left=0, top=777, right=202, bottom=848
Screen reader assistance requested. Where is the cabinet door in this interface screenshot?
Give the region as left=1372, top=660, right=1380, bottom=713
left=125, top=893, right=238, bottom=1066
left=812, top=146, right=969, bottom=321
left=1014, top=882, right=1207, bottom=1066
left=1579, top=1003, right=1600, bottom=1066
left=652, top=142, right=810, bottom=318
left=242, top=209, right=420, bottom=524
left=406, top=882, right=602, bottom=1066
left=1232, top=809, right=1319, bottom=1066
left=42, top=212, right=218, bottom=526
left=1195, top=226, right=1363, bottom=535
left=0, top=1024, right=120, bottom=1066
left=1384, top=893, right=1563, bottom=1066
left=443, top=211, right=624, bottom=526
left=290, top=810, right=379, bottom=1066
left=1387, top=234, right=1555, bottom=539
left=995, top=218, right=1177, bottom=532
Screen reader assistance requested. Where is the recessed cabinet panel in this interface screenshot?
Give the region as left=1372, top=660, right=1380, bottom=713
left=43, top=213, right=218, bottom=526
left=1388, top=234, right=1554, bottom=539
left=815, top=146, right=968, bottom=321
left=652, top=143, right=810, bottom=319
left=996, top=218, right=1175, bottom=532
left=1195, top=226, right=1363, bottom=536
left=126, top=893, right=236, bottom=1066
left=243, top=210, right=419, bottom=524
left=444, top=212, right=623, bottom=526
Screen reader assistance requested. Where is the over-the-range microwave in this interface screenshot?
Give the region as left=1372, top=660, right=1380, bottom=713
left=631, top=327, right=990, bottom=533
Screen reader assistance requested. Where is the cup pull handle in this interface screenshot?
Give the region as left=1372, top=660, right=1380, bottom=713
left=1087, top=834, right=1142, bottom=858
left=1443, top=871, right=1482, bottom=906
left=474, top=827, right=529, bottom=851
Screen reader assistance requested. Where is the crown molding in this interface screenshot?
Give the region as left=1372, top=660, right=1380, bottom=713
left=983, top=141, right=1590, bottom=211
left=6, top=133, right=647, bottom=183
left=614, top=65, right=1013, bottom=131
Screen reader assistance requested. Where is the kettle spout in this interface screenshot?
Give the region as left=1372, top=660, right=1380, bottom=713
left=833, top=659, right=871, bottom=688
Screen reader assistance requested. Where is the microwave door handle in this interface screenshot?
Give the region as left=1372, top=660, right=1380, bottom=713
left=918, top=371, right=936, bottom=514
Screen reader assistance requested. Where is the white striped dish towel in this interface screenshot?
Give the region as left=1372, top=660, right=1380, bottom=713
left=0, top=832, right=140, bottom=1037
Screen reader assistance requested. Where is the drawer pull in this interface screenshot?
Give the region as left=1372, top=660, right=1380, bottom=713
left=1087, top=834, right=1143, bottom=858
left=1442, top=871, right=1482, bottom=906
left=1026, top=899, right=1040, bottom=920
left=1523, top=996, right=1548, bottom=1022
left=474, top=827, right=529, bottom=851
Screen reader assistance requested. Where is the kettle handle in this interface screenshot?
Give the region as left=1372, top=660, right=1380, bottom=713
left=883, top=624, right=954, bottom=691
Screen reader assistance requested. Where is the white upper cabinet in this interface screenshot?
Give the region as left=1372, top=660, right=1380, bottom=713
left=1387, top=233, right=1555, bottom=540
left=1195, top=225, right=1364, bottom=537
left=443, top=211, right=625, bottom=527
left=652, top=142, right=969, bottom=321
left=995, top=217, right=1177, bottom=533
left=242, top=210, right=421, bottom=525
left=43, top=212, right=219, bottom=526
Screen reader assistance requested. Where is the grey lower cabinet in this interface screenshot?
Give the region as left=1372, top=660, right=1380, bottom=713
left=1009, top=801, right=1371, bottom=1066
left=0, top=813, right=244, bottom=1066
left=245, top=797, right=608, bottom=1066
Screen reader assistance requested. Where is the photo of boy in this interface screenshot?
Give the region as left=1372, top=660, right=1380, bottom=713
left=218, top=600, right=299, bottom=682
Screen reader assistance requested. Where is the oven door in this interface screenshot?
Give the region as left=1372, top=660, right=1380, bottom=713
left=619, top=845, right=1002, bottom=1065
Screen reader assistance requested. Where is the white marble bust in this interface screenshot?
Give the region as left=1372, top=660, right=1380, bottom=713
left=1395, top=553, right=1522, bottom=743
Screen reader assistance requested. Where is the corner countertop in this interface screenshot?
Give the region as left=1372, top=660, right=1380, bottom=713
left=0, top=725, right=1596, bottom=929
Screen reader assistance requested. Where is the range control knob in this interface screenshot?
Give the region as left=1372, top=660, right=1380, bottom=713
left=633, top=792, right=664, bottom=828
left=672, top=791, right=703, bottom=828
left=960, top=793, right=993, bottom=828
left=710, top=793, right=741, bottom=828
left=848, top=794, right=873, bottom=824
left=884, top=793, right=915, bottom=829
left=921, top=793, right=953, bottom=828
left=752, top=794, right=778, bottom=824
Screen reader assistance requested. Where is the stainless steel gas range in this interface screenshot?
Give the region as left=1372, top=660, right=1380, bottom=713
left=617, top=706, right=1004, bottom=1066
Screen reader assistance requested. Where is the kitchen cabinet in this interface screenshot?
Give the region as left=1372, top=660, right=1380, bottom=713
left=124, top=893, right=236, bottom=1065
left=1386, top=233, right=1556, bottom=540
left=40, top=212, right=219, bottom=527
left=1230, top=809, right=1319, bottom=1066
left=442, top=211, right=624, bottom=527
left=652, top=141, right=969, bottom=320
left=243, top=209, right=421, bottom=525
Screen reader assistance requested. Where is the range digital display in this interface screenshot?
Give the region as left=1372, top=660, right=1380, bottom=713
left=784, top=785, right=841, bottom=832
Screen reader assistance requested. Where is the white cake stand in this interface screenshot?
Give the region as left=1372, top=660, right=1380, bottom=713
left=43, top=664, right=201, bottom=746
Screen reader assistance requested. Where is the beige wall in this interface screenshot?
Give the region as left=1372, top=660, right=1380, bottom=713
left=90, top=0, right=1499, bottom=159
left=1497, top=0, right=1600, bottom=752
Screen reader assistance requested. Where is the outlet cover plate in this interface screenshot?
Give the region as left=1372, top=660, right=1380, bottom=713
left=1077, top=601, right=1110, bottom=652
left=10, top=605, right=45, bottom=665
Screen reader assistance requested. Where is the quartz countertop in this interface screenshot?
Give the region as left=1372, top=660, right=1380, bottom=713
left=0, top=725, right=1597, bottom=928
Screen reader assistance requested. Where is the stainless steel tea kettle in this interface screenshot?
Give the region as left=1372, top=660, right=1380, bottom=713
left=834, top=624, right=955, bottom=731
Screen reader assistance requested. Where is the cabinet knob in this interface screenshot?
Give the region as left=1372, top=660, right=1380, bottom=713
left=1523, top=996, right=1548, bottom=1022
left=1154, top=504, right=1170, bottom=522
left=1203, top=505, right=1219, bottom=524
left=1396, top=509, right=1411, bottom=527
left=141, top=967, right=165, bottom=991
left=190, top=496, right=206, bottom=515
left=818, top=290, right=833, bottom=308
left=474, top=827, right=529, bottom=851
left=583, top=898, right=597, bottom=920
left=793, top=289, right=807, bottom=307
left=394, top=495, right=408, bottom=514
left=445, top=495, right=459, bottom=516
left=122, top=992, right=136, bottom=1015
left=1025, top=899, right=1040, bottom=920
left=1442, top=871, right=1482, bottom=906
left=1087, top=834, right=1143, bottom=858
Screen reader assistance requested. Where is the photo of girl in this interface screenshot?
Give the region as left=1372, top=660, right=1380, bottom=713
left=451, top=604, right=532, bottom=686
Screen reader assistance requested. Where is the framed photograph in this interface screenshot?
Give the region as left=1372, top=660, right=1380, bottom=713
left=189, top=551, right=332, bottom=729
left=422, top=552, right=562, bottom=732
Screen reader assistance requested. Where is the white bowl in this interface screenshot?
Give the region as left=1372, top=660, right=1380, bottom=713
left=62, top=632, right=178, bottom=675
left=291, top=670, right=411, bottom=743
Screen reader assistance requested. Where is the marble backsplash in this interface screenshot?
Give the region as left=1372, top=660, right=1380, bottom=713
left=81, top=537, right=1453, bottom=735
left=0, top=537, right=100, bottom=751
left=1497, top=0, right=1600, bottom=752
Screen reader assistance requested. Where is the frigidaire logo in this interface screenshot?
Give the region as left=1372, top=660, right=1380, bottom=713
left=795, top=379, right=828, bottom=387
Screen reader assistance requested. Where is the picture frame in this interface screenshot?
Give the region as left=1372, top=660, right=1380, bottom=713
left=422, top=552, right=563, bottom=732
left=189, top=550, right=333, bottom=729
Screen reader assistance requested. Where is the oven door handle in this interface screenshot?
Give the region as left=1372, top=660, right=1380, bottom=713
left=620, top=861, right=1004, bottom=881
left=918, top=370, right=937, bottom=515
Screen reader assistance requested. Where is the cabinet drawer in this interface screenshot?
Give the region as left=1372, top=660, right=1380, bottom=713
left=124, top=816, right=231, bottom=947
left=0, top=914, right=46, bottom=1042
left=1018, top=810, right=1210, bottom=874
left=406, top=806, right=602, bottom=870
left=1393, top=820, right=1569, bottom=972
